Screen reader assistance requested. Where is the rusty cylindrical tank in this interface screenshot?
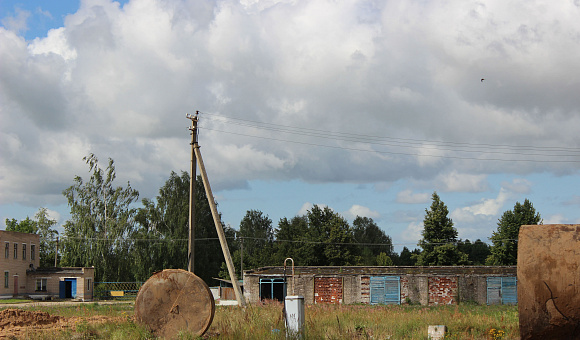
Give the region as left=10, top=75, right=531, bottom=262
left=518, top=224, right=580, bottom=340
left=135, top=269, right=215, bottom=338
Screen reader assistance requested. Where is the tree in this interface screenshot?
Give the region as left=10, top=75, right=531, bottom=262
left=34, top=208, right=59, bottom=268
left=486, top=199, right=541, bottom=265
left=352, top=216, right=394, bottom=265
left=273, top=216, right=309, bottom=265
left=238, top=210, right=274, bottom=269
left=457, top=239, right=491, bottom=265
left=414, top=192, right=468, bottom=266
left=133, top=171, right=233, bottom=284
left=304, top=205, right=360, bottom=266
left=5, top=210, right=59, bottom=268
left=376, top=252, right=394, bottom=266
left=396, top=247, right=420, bottom=266
left=61, top=154, right=139, bottom=282
left=5, top=217, right=37, bottom=234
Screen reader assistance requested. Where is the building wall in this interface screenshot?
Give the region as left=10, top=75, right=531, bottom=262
left=314, top=277, right=342, bottom=304
left=428, top=276, right=458, bottom=305
left=0, top=231, right=40, bottom=297
left=26, top=267, right=94, bottom=301
left=244, top=266, right=517, bottom=306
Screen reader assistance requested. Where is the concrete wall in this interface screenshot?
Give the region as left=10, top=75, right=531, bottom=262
left=0, top=231, right=40, bottom=297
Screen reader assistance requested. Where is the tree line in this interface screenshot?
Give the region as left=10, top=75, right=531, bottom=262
left=5, top=155, right=542, bottom=284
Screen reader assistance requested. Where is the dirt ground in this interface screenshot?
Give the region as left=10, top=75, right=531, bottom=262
left=0, top=308, right=124, bottom=339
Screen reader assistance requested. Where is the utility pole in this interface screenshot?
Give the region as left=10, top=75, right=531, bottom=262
left=186, top=112, right=198, bottom=273
left=194, top=142, right=246, bottom=307
left=54, top=236, right=59, bottom=267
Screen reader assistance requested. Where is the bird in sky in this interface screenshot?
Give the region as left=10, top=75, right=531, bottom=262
left=481, top=78, right=485, bottom=82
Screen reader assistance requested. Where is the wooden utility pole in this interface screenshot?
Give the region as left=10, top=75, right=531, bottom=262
left=187, top=112, right=198, bottom=273
left=194, top=143, right=246, bottom=307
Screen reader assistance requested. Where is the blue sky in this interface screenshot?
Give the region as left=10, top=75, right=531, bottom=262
left=1, top=0, right=579, bottom=254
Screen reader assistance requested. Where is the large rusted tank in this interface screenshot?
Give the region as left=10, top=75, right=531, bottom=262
left=135, top=269, right=215, bottom=338
left=518, top=224, right=580, bottom=339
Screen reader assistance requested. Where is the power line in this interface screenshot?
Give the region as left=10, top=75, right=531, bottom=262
left=199, top=111, right=580, bottom=153
left=198, top=112, right=580, bottom=163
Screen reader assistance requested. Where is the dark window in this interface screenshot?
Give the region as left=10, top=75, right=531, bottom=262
left=14, top=243, right=17, bottom=259
left=259, top=278, right=286, bottom=302
left=4, top=272, right=8, bottom=288
left=36, top=278, right=47, bottom=292
left=31, top=244, right=35, bottom=261
left=4, top=243, right=8, bottom=259
left=22, top=244, right=26, bottom=260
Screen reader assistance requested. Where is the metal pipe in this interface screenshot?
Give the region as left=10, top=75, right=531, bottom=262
left=284, top=258, right=295, bottom=296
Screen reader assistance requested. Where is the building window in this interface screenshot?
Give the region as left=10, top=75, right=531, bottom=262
left=22, top=244, right=27, bottom=260
left=4, top=272, right=8, bottom=288
left=31, top=244, right=35, bottom=261
left=36, top=278, right=48, bottom=292
left=87, top=278, right=92, bottom=291
left=4, top=243, right=8, bottom=259
left=14, top=243, right=18, bottom=259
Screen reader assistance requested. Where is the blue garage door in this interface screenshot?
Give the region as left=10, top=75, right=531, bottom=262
left=370, top=276, right=400, bottom=305
left=487, top=277, right=517, bottom=305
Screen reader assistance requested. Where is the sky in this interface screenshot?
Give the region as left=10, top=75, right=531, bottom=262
left=1, top=0, right=579, bottom=254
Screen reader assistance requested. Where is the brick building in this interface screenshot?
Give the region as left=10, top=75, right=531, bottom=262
left=243, top=266, right=517, bottom=306
left=1, top=230, right=94, bottom=301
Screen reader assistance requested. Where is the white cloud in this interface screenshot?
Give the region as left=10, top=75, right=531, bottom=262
left=437, top=171, right=488, bottom=193
left=1, top=8, right=30, bottom=34
left=343, top=205, right=380, bottom=220
left=502, top=178, right=531, bottom=194
left=1, top=0, right=579, bottom=221
left=297, top=202, right=313, bottom=216
left=399, top=221, right=423, bottom=245
left=396, top=190, right=430, bottom=204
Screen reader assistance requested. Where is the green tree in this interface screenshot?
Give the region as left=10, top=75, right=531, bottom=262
left=273, top=216, right=309, bottom=265
left=304, top=205, right=360, bottom=266
left=486, top=199, right=541, bottom=265
left=5, top=217, right=37, bottom=233
left=376, top=252, right=394, bottom=266
left=395, top=247, right=420, bottom=266
left=415, top=192, right=468, bottom=266
left=238, top=210, right=274, bottom=269
left=457, top=239, right=491, bottom=265
left=61, top=154, right=139, bottom=282
left=352, top=216, right=394, bottom=265
left=133, top=171, right=233, bottom=284
left=34, top=208, right=59, bottom=268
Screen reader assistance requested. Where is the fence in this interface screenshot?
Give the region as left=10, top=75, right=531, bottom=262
left=94, top=282, right=144, bottom=299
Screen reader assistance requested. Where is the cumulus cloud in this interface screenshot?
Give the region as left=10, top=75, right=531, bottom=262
left=399, top=221, right=423, bottom=245
left=343, top=204, right=380, bottom=220
left=1, top=0, right=579, bottom=213
left=396, top=190, right=430, bottom=204
left=437, top=171, right=489, bottom=193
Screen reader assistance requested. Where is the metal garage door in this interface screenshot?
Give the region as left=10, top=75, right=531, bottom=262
left=487, top=277, right=517, bottom=305
left=370, top=276, right=400, bottom=305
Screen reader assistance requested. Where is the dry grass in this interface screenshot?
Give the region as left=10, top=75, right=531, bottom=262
left=207, top=300, right=519, bottom=339
left=1, top=300, right=519, bottom=339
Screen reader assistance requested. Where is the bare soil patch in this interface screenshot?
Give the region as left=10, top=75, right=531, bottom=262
left=0, top=308, right=123, bottom=339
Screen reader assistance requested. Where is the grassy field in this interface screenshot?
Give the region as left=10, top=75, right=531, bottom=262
left=0, top=301, right=519, bottom=339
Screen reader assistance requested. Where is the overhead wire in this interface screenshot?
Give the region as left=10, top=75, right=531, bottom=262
left=197, top=111, right=580, bottom=163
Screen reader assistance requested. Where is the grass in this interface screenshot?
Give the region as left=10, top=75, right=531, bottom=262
left=0, top=301, right=519, bottom=339
left=0, top=298, right=32, bottom=304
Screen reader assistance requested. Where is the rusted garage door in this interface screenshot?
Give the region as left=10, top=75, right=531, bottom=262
left=314, top=277, right=342, bottom=304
